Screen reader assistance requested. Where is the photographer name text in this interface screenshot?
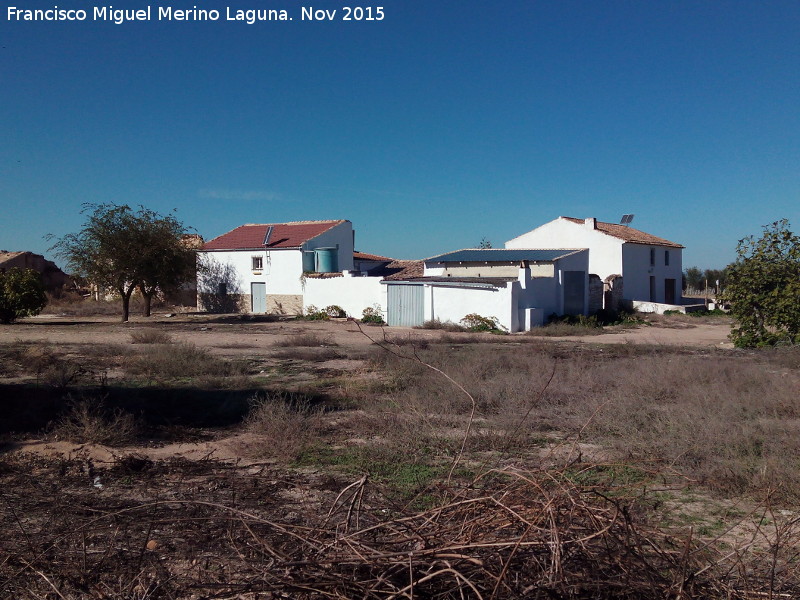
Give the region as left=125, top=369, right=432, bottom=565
left=7, top=5, right=385, bottom=24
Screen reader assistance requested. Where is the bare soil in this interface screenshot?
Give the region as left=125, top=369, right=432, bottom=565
left=2, top=313, right=796, bottom=599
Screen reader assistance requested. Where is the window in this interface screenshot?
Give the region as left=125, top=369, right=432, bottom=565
left=650, top=248, right=655, bottom=266
left=218, top=283, right=227, bottom=296
left=252, top=256, right=263, bottom=270
left=664, top=250, right=670, bottom=266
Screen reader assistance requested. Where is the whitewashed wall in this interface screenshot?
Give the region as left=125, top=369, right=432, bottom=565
left=515, top=250, right=589, bottom=319
left=505, top=218, right=621, bottom=279
left=200, top=249, right=305, bottom=295
left=426, top=283, right=516, bottom=331
left=621, top=244, right=683, bottom=303
left=302, top=274, right=387, bottom=319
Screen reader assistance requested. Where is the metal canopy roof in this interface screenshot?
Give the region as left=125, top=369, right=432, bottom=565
left=425, top=248, right=584, bottom=264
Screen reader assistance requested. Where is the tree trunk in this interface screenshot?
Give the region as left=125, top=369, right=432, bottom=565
left=143, top=292, right=152, bottom=317
left=120, top=286, right=135, bottom=322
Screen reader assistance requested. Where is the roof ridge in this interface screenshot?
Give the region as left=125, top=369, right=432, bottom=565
left=241, top=220, right=344, bottom=226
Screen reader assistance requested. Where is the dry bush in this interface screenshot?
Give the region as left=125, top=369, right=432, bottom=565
left=126, top=342, right=248, bottom=380
left=130, top=328, right=172, bottom=344
left=244, top=392, right=322, bottom=460
left=50, top=396, right=138, bottom=446
left=275, top=332, right=336, bottom=347
left=416, top=318, right=466, bottom=332
left=5, top=456, right=796, bottom=599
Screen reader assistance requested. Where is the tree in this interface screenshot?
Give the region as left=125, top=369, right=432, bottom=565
left=721, top=219, right=800, bottom=347
left=682, top=266, right=703, bottom=291
left=478, top=237, right=492, bottom=249
left=134, top=208, right=197, bottom=317
left=0, top=268, right=47, bottom=323
left=51, top=204, right=196, bottom=322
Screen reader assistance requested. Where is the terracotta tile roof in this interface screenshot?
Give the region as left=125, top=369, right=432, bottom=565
left=381, top=260, right=425, bottom=280
left=561, top=217, right=684, bottom=248
left=203, top=220, right=346, bottom=250
left=354, top=251, right=394, bottom=262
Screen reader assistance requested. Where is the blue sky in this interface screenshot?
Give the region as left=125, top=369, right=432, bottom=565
left=2, top=1, right=798, bottom=269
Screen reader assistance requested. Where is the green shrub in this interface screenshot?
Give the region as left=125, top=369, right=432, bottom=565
left=301, top=304, right=330, bottom=320
left=0, top=268, right=47, bottom=323
left=361, top=305, right=385, bottom=325
left=460, top=313, right=506, bottom=333
left=324, top=305, right=347, bottom=318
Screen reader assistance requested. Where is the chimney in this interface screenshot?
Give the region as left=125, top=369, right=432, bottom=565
left=584, top=217, right=596, bottom=230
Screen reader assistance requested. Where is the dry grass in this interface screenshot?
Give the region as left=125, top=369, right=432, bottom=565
left=526, top=321, right=606, bottom=336
left=50, top=396, right=138, bottom=446
left=275, top=332, right=337, bottom=347
left=126, top=342, right=248, bottom=380
left=244, top=392, right=322, bottom=461
left=366, top=343, right=800, bottom=501
left=130, top=329, right=173, bottom=344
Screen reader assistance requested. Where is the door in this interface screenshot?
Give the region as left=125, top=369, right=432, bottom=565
left=649, top=276, right=656, bottom=302
left=664, top=279, right=676, bottom=304
left=563, top=271, right=585, bottom=315
left=387, top=284, right=424, bottom=326
left=251, top=282, right=267, bottom=313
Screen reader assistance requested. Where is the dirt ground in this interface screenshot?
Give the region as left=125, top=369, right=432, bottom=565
left=8, top=311, right=734, bottom=351
left=7, top=313, right=793, bottom=599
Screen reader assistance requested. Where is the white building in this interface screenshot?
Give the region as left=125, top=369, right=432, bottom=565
left=505, top=217, right=684, bottom=307
left=198, top=220, right=354, bottom=314
left=383, top=248, right=590, bottom=331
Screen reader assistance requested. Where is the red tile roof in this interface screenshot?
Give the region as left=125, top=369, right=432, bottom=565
left=203, top=220, right=346, bottom=250
left=381, top=260, right=425, bottom=280
left=561, top=217, right=684, bottom=248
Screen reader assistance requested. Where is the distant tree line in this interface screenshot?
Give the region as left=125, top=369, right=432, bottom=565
left=682, top=266, right=729, bottom=293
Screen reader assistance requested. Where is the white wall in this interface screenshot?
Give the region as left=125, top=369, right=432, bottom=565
left=303, top=222, right=355, bottom=271
left=303, top=274, right=388, bottom=319
left=427, top=283, right=516, bottom=331
left=505, top=218, right=622, bottom=279
left=621, top=244, right=683, bottom=303
left=515, top=250, right=589, bottom=319
left=199, top=248, right=305, bottom=296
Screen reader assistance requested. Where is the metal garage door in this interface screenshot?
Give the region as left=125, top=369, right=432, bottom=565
left=387, top=284, right=424, bottom=327
left=563, top=271, right=585, bottom=316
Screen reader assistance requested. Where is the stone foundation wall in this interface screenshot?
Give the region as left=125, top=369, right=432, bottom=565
left=267, top=294, right=303, bottom=315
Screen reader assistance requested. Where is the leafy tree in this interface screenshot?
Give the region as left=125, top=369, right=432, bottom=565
left=0, top=268, right=47, bottom=323
left=478, top=237, right=492, bottom=249
left=135, top=208, right=197, bottom=317
left=52, top=204, right=195, bottom=322
left=682, top=266, right=702, bottom=291
left=721, top=219, right=800, bottom=347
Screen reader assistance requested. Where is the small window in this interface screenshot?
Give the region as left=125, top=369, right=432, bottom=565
left=664, top=250, right=670, bottom=266
left=252, top=256, right=263, bottom=270
left=650, top=248, right=655, bottom=266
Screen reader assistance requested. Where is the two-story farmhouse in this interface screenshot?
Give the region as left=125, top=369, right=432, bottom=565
left=505, top=217, right=684, bottom=306
left=198, top=220, right=354, bottom=314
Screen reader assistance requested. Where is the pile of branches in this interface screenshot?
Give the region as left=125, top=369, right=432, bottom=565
left=5, top=455, right=794, bottom=600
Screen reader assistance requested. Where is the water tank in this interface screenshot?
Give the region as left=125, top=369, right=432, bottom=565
left=314, top=248, right=338, bottom=273
left=302, top=251, right=315, bottom=273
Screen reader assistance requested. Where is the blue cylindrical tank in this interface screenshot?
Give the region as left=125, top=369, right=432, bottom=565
left=314, top=248, right=338, bottom=273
